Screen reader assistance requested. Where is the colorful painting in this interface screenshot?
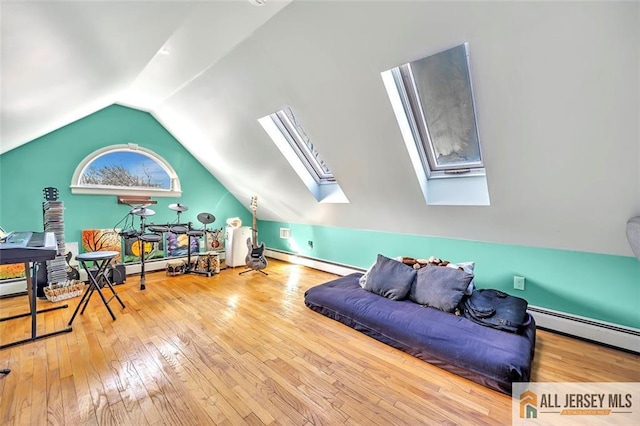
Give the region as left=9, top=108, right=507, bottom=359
left=0, top=263, right=25, bottom=280
left=205, top=228, right=224, bottom=251
left=166, top=232, right=199, bottom=257
left=123, top=235, right=164, bottom=263
left=82, top=229, right=122, bottom=262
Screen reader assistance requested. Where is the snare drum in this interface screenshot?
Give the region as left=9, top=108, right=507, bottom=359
left=187, top=230, right=204, bottom=237
left=139, top=233, right=162, bottom=243
left=120, top=229, right=139, bottom=238
left=170, top=225, right=188, bottom=234
left=147, top=225, right=169, bottom=233
left=131, top=234, right=161, bottom=257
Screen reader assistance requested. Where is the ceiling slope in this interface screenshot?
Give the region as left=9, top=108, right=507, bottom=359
left=0, top=0, right=291, bottom=153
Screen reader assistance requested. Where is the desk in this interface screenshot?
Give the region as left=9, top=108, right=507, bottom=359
left=0, top=236, right=72, bottom=351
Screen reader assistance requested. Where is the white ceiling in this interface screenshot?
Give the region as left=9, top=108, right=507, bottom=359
left=1, top=1, right=638, bottom=257
left=0, top=0, right=291, bottom=153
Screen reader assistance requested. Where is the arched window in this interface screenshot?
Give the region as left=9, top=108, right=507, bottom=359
left=71, top=144, right=181, bottom=197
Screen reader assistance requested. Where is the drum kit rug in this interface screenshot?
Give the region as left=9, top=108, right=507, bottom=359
left=121, top=203, right=219, bottom=289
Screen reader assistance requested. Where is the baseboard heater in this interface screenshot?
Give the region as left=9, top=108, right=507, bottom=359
left=527, top=305, right=639, bottom=353
left=266, top=248, right=640, bottom=354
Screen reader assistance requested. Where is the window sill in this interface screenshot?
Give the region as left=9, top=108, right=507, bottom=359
left=70, top=186, right=182, bottom=198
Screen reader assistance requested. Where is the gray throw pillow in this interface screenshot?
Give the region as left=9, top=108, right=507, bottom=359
left=409, top=265, right=474, bottom=312
left=364, top=254, right=416, bottom=300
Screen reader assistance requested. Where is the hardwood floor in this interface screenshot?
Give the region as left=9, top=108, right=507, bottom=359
left=0, top=259, right=638, bottom=425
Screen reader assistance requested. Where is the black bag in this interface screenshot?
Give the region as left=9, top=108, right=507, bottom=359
left=463, top=289, right=529, bottom=333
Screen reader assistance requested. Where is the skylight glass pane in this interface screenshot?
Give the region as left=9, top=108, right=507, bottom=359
left=259, top=109, right=348, bottom=204
left=409, top=43, right=482, bottom=170
left=273, top=107, right=335, bottom=184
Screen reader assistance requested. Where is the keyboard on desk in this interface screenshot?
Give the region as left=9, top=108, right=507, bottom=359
left=4, top=231, right=46, bottom=247
left=0, top=231, right=57, bottom=264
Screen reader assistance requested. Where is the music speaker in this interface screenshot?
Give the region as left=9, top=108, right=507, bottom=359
left=109, top=264, right=126, bottom=285
left=86, top=264, right=126, bottom=286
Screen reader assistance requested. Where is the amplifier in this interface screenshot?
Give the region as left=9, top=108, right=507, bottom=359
left=110, top=263, right=126, bottom=285
left=86, top=263, right=126, bottom=286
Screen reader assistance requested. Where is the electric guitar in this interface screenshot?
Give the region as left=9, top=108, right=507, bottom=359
left=245, top=196, right=267, bottom=270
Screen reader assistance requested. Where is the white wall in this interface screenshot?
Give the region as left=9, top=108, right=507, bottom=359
left=154, top=1, right=639, bottom=257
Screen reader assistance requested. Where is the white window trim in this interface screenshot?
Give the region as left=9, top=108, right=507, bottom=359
left=259, top=112, right=348, bottom=204
left=275, top=109, right=335, bottom=184
left=70, top=143, right=182, bottom=197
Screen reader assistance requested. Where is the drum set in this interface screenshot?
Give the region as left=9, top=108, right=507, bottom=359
left=120, top=203, right=219, bottom=289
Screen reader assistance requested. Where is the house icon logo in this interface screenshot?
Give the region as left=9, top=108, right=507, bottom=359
left=520, top=390, right=538, bottom=419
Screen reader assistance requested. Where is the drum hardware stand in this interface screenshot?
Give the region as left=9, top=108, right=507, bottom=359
left=129, top=206, right=159, bottom=290
left=184, top=213, right=220, bottom=277
left=169, top=203, right=187, bottom=224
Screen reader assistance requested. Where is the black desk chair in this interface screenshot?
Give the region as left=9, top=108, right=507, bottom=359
left=68, top=251, right=125, bottom=325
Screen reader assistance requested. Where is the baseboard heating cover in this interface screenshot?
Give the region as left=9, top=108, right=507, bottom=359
left=266, top=248, right=639, bottom=353
left=527, top=305, right=639, bottom=353
left=265, top=249, right=362, bottom=277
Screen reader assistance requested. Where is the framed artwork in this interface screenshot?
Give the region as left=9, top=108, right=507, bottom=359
left=166, top=232, right=199, bottom=257
left=82, top=229, right=122, bottom=262
left=205, top=228, right=224, bottom=251
left=123, top=235, right=164, bottom=263
left=0, top=263, right=25, bottom=280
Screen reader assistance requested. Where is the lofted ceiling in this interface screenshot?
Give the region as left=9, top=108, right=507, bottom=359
left=0, top=0, right=292, bottom=152
left=1, top=1, right=638, bottom=257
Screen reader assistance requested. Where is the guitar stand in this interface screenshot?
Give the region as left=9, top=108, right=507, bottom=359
left=239, top=268, right=268, bottom=276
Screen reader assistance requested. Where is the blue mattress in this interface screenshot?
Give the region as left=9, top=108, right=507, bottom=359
left=304, top=273, right=536, bottom=394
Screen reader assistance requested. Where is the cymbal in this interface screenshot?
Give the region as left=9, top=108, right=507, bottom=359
left=130, top=207, right=156, bottom=217
left=168, top=203, right=188, bottom=212
left=197, top=212, right=215, bottom=224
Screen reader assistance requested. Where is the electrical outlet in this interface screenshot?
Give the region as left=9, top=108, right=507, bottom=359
left=279, top=228, right=291, bottom=239
left=514, top=276, right=526, bottom=291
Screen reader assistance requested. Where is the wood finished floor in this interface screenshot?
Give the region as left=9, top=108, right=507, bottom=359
left=0, top=259, right=638, bottom=425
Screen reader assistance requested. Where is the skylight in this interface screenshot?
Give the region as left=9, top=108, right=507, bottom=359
left=273, top=107, right=335, bottom=185
left=259, top=107, right=348, bottom=203
left=382, top=42, right=490, bottom=206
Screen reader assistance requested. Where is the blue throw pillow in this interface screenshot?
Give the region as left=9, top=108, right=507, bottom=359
left=409, top=265, right=474, bottom=312
left=364, top=254, right=416, bottom=300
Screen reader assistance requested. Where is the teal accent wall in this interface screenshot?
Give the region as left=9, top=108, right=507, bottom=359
left=260, top=221, right=640, bottom=329
left=0, top=104, right=251, bottom=246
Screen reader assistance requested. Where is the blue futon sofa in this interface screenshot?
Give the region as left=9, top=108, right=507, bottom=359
left=304, top=272, right=536, bottom=395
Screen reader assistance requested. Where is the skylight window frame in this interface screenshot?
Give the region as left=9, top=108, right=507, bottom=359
left=381, top=42, right=490, bottom=206
left=270, top=109, right=336, bottom=185
left=259, top=107, right=348, bottom=204
left=395, top=43, right=485, bottom=177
